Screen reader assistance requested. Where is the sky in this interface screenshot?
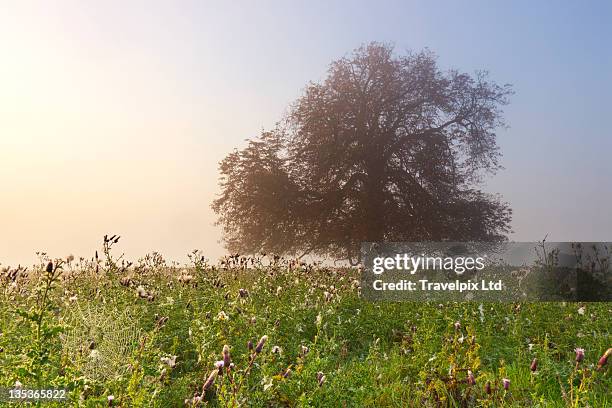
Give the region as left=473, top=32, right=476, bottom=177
left=1, top=0, right=611, bottom=267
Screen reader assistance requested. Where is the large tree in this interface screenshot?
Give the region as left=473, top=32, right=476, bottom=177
left=212, top=43, right=512, bottom=264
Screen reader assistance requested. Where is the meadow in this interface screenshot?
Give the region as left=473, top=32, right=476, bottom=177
left=0, top=236, right=610, bottom=407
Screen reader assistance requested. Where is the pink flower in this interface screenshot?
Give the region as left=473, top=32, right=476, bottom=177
left=502, top=378, right=510, bottom=390
left=575, top=348, right=585, bottom=363
left=530, top=358, right=538, bottom=372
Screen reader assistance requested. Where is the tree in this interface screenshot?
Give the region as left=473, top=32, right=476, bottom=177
left=212, top=43, right=513, bottom=264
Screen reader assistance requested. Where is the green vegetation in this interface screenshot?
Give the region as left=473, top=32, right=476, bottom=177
left=0, top=238, right=610, bottom=407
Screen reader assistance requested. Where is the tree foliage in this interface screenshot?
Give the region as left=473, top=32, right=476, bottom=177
left=212, top=43, right=513, bottom=263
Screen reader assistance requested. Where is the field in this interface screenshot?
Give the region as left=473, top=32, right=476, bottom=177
left=0, top=239, right=610, bottom=407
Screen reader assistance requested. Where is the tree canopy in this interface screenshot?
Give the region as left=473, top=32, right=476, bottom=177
left=212, top=43, right=513, bottom=264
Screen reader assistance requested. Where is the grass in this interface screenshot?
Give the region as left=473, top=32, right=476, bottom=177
left=0, top=239, right=610, bottom=407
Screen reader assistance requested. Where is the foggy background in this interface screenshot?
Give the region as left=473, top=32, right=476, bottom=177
left=1, top=0, right=610, bottom=266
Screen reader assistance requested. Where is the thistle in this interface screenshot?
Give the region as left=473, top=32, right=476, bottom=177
left=202, top=370, right=218, bottom=393
left=597, top=348, right=611, bottom=370
left=255, top=335, right=268, bottom=354
left=575, top=348, right=585, bottom=363
left=222, top=345, right=231, bottom=368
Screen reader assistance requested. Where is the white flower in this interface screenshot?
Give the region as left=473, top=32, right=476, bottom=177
left=161, top=355, right=177, bottom=368
left=107, top=395, right=114, bottom=402
left=577, top=306, right=585, bottom=315
left=217, top=311, right=229, bottom=321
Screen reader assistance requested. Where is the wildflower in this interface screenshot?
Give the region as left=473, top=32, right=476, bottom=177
left=467, top=370, right=476, bottom=385
left=202, top=370, right=218, bottom=393
left=283, top=368, right=292, bottom=378
left=485, top=381, right=491, bottom=394
left=217, top=311, right=229, bottom=321
left=271, top=345, right=281, bottom=354
left=300, top=345, right=309, bottom=356
left=502, top=378, right=510, bottom=390
left=222, top=345, right=231, bottom=367
left=239, top=288, right=249, bottom=298
left=215, top=360, right=224, bottom=369
left=530, top=358, right=538, bottom=372
left=597, top=348, right=611, bottom=370
left=577, top=306, right=585, bottom=315
left=14, top=380, right=23, bottom=389
left=255, top=335, right=268, bottom=353
left=575, top=348, right=585, bottom=363
left=161, top=355, right=177, bottom=368
left=454, top=321, right=461, bottom=331
left=247, top=340, right=254, bottom=351
left=107, top=395, right=114, bottom=406
left=316, top=371, right=326, bottom=387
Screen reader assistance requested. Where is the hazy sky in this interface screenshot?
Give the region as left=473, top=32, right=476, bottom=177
left=1, top=1, right=611, bottom=267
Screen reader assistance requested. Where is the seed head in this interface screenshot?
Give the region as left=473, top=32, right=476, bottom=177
left=575, top=348, right=585, bottom=363
left=202, top=370, right=218, bottom=393
left=255, top=335, right=268, bottom=353
left=222, top=345, right=231, bottom=367
left=597, top=348, right=611, bottom=370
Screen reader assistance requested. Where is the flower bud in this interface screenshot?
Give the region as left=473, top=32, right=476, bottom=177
left=202, top=370, right=218, bottom=393
left=597, top=348, right=611, bottom=370
left=530, top=358, right=537, bottom=372
left=575, top=348, right=585, bottom=363
left=502, top=378, right=510, bottom=391
left=222, top=345, right=231, bottom=367
left=255, top=335, right=268, bottom=353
